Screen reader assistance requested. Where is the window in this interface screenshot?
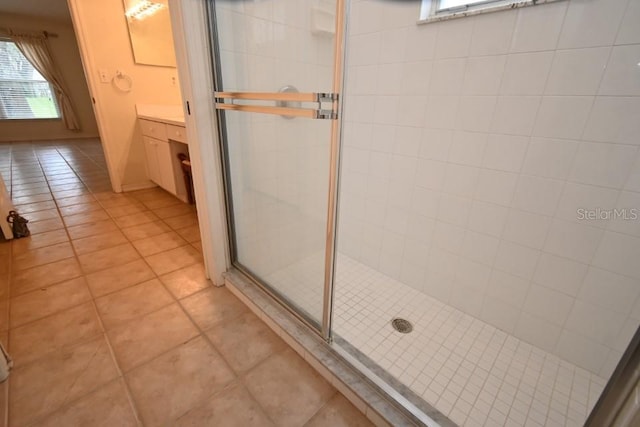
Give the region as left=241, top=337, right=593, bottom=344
left=0, top=40, right=60, bottom=120
left=420, top=0, right=556, bottom=22
left=438, top=0, right=493, bottom=11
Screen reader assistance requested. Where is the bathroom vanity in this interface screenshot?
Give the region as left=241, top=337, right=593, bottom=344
left=136, top=105, right=190, bottom=203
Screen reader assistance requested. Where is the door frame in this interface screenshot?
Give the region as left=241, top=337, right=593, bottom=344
left=168, top=0, right=231, bottom=286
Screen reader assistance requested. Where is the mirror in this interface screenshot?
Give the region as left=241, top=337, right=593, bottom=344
left=122, top=0, right=177, bottom=67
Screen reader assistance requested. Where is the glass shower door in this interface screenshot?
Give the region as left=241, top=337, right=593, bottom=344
left=209, top=0, right=343, bottom=333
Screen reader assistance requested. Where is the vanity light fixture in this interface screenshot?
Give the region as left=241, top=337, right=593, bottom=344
left=125, top=0, right=164, bottom=20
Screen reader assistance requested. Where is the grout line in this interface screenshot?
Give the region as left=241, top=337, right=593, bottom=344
left=11, top=146, right=145, bottom=427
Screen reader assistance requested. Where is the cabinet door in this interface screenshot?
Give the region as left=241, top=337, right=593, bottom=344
left=156, top=139, right=177, bottom=195
left=143, top=136, right=161, bottom=185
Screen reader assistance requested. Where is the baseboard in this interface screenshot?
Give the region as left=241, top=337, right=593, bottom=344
left=120, top=181, right=157, bottom=192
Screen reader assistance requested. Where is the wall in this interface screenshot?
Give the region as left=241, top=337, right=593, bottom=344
left=338, top=0, right=640, bottom=378
left=0, top=13, right=99, bottom=141
left=67, top=0, right=182, bottom=190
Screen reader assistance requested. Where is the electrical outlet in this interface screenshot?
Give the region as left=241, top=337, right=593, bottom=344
left=171, top=76, right=177, bottom=86
left=98, top=69, right=111, bottom=84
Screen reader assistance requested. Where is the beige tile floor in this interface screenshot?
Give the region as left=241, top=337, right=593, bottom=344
left=0, top=140, right=372, bottom=427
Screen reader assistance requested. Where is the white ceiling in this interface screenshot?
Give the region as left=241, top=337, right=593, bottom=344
left=0, top=0, right=71, bottom=22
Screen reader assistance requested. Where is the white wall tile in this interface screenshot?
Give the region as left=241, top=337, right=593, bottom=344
left=515, top=312, right=562, bottom=353
left=373, top=95, right=400, bottom=125
left=376, top=63, right=403, bottom=95
left=432, top=221, right=466, bottom=254
left=545, top=47, right=610, bottom=96
left=569, top=142, right=638, bottom=189
left=556, top=330, right=609, bottom=373
left=510, top=1, right=567, bottom=53
left=397, top=96, right=428, bottom=127
left=429, top=58, right=467, bottom=96
left=407, top=213, right=436, bottom=245
left=490, top=96, right=541, bottom=136
left=467, top=200, right=509, bottom=237
left=378, top=230, right=404, bottom=277
left=448, top=131, right=488, bottom=166
left=616, top=0, right=640, bottom=45
left=349, top=0, right=382, bottom=35
left=415, top=159, right=446, bottom=190
left=437, top=194, right=473, bottom=227
left=608, top=191, right=640, bottom=237
left=579, top=267, right=640, bottom=315
left=558, top=0, right=629, bottom=49
left=443, top=163, right=480, bottom=198
left=404, top=23, right=437, bottom=62
left=599, top=45, right=640, bottom=96
left=427, top=246, right=459, bottom=278
left=556, top=182, right=620, bottom=229
left=613, top=318, right=640, bottom=352
left=424, top=96, right=460, bottom=130
left=523, top=284, right=574, bottom=326
left=348, top=33, right=381, bottom=66
left=543, top=219, right=604, bottom=264
left=462, top=55, right=507, bottom=96
left=455, top=258, right=492, bottom=292
left=420, top=128, right=453, bottom=161
left=412, top=187, right=440, bottom=219
left=583, top=97, right=640, bottom=145
left=456, top=97, right=497, bottom=132
left=500, top=51, right=554, bottom=96
left=461, top=230, right=500, bottom=266
left=502, top=209, right=551, bottom=249
left=565, top=300, right=627, bottom=347
left=434, top=16, right=475, bottom=59
left=593, top=231, right=640, bottom=280
left=486, top=269, right=531, bottom=308
left=625, top=155, right=640, bottom=192
left=470, top=9, right=517, bottom=56
left=379, top=28, right=408, bottom=64
left=522, top=137, right=579, bottom=179
left=511, top=175, right=564, bottom=216
left=533, top=96, right=593, bottom=139
left=450, top=283, right=484, bottom=316
left=480, top=297, right=520, bottom=333
left=494, top=240, right=540, bottom=280
left=401, top=61, right=433, bottom=96
left=475, top=169, right=518, bottom=206
left=482, top=134, right=529, bottom=173
left=370, top=124, right=396, bottom=153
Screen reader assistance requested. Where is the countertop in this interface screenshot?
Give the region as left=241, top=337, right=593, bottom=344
left=136, top=104, right=185, bottom=126
left=137, top=113, right=185, bottom=127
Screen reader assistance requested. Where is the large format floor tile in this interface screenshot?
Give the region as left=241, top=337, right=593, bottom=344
left=244, top=348, right=337, bottom=427
left=126, top=336, right=235, bottom=426
left=0, top=140, right=370, bottom=427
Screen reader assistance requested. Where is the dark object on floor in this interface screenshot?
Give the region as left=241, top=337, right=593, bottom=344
left=178, top=153, right=195, bottom=205
left=7, top=210, right=30, bottom=238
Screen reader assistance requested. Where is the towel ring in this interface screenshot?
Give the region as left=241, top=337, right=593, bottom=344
left=113, top=70, right=133, bottom=93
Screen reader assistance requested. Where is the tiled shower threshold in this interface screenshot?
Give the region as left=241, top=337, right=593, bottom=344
left=224, top=269, right=454, bottom=427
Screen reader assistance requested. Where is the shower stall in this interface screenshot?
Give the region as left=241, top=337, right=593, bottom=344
left=207, top=0, right=640, bottom=425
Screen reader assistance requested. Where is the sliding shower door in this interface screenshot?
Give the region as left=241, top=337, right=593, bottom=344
left=209, top=0, right=344, bottom=334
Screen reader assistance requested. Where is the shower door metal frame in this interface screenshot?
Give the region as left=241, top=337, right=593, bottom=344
left=206, top=0, right=349, bottom=341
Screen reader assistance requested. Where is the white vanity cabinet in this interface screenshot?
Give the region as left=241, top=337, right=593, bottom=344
left=139, top=118, right=189, bottom=202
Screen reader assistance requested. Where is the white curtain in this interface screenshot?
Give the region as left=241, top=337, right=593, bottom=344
left=9, top=30, right=80, bottom=131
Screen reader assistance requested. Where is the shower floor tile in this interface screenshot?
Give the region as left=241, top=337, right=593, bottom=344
left=267, top=254, right=608, bottom=427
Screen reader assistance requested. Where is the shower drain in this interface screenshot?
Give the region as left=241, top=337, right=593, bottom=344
left=391, top=318, right=413, bottom=334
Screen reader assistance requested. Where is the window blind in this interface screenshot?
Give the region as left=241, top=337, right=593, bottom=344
left=0, top=40, right=60, bottom=120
